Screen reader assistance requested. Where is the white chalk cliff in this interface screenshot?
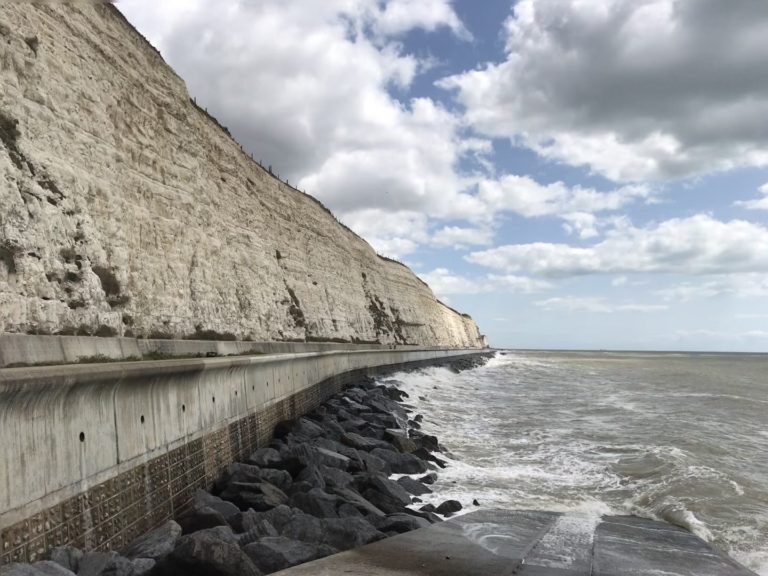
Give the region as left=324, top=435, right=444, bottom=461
left=0, top=3, right=485, bottom=348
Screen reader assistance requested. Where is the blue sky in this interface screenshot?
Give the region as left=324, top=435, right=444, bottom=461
left=118, top=0, right=768, bottom=351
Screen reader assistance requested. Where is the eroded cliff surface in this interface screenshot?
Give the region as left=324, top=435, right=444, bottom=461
left=0, top=3, right=485, bottom=347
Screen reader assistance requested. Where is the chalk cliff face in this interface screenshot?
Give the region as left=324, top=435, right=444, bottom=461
left=0, top=4, right=485, bottom=347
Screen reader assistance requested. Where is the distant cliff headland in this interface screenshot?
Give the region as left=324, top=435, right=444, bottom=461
left=0, top=3, right=484, bottom=348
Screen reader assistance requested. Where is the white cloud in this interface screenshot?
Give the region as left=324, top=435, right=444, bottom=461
left=736, top=182, right=768, bottom=211
left=117, top=0, right=660, bottom=260
left=562, top=212, right=599, bottom=239
left=431, top=226, right=495, bottom=249
left=468, top=215, right=768, bottom=278
left=439, top=0, right=768, bottom=182
left=535, top=297, right=667, bottom=314
left=419, top=268, right=551, bottom=297
left=611, top=276, right=628, bottom=287
left=656, top=274, right=768, bottom=302
left=670, top=329, right=768, bottom=342
left=476, top=177, right=651, bottom=219
left=117, top=0, right=483, bottom=229
left=374, top=0, right=471, bottom=39
left=341, top=209, right=429, bottom=258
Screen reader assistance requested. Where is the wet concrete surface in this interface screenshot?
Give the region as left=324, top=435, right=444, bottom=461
left=274, top=509, right=757, bottom=575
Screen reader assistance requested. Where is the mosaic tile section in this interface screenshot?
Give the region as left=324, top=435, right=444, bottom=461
left=0, top=372, right=355, bottom=564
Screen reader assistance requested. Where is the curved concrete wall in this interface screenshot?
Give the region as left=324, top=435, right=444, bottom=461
left=0, top=333, right=432, bottom=368
left=0, top=347, right=483, bottom=564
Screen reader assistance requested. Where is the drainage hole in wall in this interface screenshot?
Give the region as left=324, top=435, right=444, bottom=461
left=79, top=432, right=85, bottom=443
left=212, top=396, right=216, bottom=403
left=252, top=385, right=255, bottom=391
left=140, top=415, right=145, bottom=424
left=235, top=390, right=238, bottom=397
left=182, top=404, right=186, bottom=413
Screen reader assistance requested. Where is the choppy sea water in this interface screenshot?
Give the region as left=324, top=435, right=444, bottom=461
left=387, top=351, right=768, bottom=574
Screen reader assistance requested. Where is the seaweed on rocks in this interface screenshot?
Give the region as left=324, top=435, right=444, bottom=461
left=17, top=360, right=490, bottom=575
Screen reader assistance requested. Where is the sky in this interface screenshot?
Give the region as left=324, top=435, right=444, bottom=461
left=117, top=0, right=768, bottom=352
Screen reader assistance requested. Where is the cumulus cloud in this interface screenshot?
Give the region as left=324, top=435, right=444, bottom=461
left=736, top=183, right=768, bottom=211
left=117, top=0, right=481, bottom=227
left=467, top=215, right=768, bottom=277
left=535, top=297, right=667, bottom=314
left=439, top=0, right=768, bottom=182
left=374, top=0, right=471, bottom=38
left=340, top=209, right=429, bottom=258
left=117, top=0, right=667, bottom=257
left=419, top=268, right=551, bottom=297
left=476, top=177, right=651, bottom=219
left=431, top=226, right=495, bottom=249
left=611, top=276, right=628, bottom=287
left=656, top=274, right=768, bottom=302
left=669, top=329, right=768, bottom=342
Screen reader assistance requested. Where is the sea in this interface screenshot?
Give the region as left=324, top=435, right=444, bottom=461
left=386, top=350, right=768, bottom=575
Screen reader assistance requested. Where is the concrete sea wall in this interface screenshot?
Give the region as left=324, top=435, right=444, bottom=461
left=0, top=347, right=483, bottom=564
left=0, top=333, right=429, bottom=369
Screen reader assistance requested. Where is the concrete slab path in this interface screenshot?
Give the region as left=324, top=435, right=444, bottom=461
left=274, top=509, right=757, bottom=575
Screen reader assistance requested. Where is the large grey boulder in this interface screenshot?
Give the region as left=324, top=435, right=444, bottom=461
left=418, top=472, right=438, bottom=485
left=385, top=429, right=418, bottom=453
left=397, top=476, right=432, bottom=496
left=77, top=552, right=138, bottom=576
left=318, top=465, right=354, bottom=489
left=239, top=511, right=280, bottom=538
left=409, top=431, right=440, bottom=452
left=192, top=489, right=241, bottom=521
left=371, top=513, right=431, bottom=534
left=220, top=481, right=289, bottom=511
left=413, top=447, right=448, bottom=468
left=370, top=448, right=427, bottom=474
left=360, top=412, right=399, bottom=428
left=435, top=499, right=463, bottom=516
left=295, top=465, right=326, bottom=491
left=290, top=488, right=341, bottom=518
left=122, top=520, right=181, bottom=561
left=178, top=506, right=229, bottom=534
left=277, top=445, right=350, bottom=476
left=220, top=463, right=292, bottom=492
left=247, top=448, right=282, bottom=469
left=341, top=432, right=392, bottom=452
left=329, top=486, right=385, bottom=517
left=357, top=450, right=391, bottom=475
left=237, top=517, right=280, bottom=547
left=157, top=528, right=261, bottom=576
left=340, top=397, right=368, bottom=412
left=243, top=537, right=334, bottom=574
left=0, top=562, right=74, bottom=576
left=44, top=547, right=82, bottom=573
left=292, top=418, right=325, bottom=439
left=361, top=474, right=412, bottom=506
left=279, top=511, right=326, bottom=544
left=129, top=559, right=155, bottom=576
left=363, top=488, right=410, bottom=514
left=317, top=418, right=345, bottom=440
left=320, top=517, right=386, bottom=551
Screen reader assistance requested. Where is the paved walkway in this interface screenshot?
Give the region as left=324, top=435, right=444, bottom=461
left=275, top=509, right=757, bottom=575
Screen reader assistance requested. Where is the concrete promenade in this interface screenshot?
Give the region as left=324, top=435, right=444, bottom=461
left=276, top=509, right=757, bottom=576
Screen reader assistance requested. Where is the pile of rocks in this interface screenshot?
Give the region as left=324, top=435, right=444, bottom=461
left=2, top=363, right=486, bottom=576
